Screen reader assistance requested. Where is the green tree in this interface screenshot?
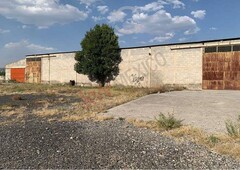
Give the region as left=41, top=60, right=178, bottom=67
left=0, top=69, right=5, bottom=76
left=75, top=24, right=121, bottom=87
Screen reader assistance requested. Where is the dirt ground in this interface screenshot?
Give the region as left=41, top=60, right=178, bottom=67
left=0, top=93, right=82, bottom=123
left=1, top=84, right=240, bottom=168
left=102, top=90, right=240, bottom=134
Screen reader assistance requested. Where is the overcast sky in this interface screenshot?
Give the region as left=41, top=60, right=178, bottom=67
left=0, top=0, right=240, bottom=67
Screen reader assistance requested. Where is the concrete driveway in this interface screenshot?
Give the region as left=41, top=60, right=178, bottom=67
left=102, top=90, right=240, bottom=134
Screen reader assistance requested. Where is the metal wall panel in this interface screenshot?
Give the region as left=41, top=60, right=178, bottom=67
left=203, top=52, right=240, bottom=90
left=11, top=68, right=25, bottom=83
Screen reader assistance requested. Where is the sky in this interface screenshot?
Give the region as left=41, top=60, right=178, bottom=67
left=0, top=0, right=240, bottom=67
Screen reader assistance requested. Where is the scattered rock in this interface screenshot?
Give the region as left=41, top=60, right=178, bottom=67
left=12, top=95, right=23, bottom=101
left=0, top=119, right=240, bottom=169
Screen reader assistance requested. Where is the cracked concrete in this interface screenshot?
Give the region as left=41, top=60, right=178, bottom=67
left=102, top=90, right=240, bottom=134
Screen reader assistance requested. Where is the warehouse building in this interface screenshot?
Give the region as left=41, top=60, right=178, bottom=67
left=5, top=37, right=240, bottom=90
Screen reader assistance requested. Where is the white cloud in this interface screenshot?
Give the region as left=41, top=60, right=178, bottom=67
left=149, top=33, right=174, bottom=43
left=140, top=41, right=147, bottom=44
left=0, top=28, right=10, bottom=34
left=92, top=16, right=105, bottom=22
left=210, top=27, right=217, bottom=30
left=119, top=40, right=126, bottom=44
left=107, top=0, right=198, bottom=38
left=107, top=0, right=185, bottom=23
left=0, top=0, right=88, bottom=28
left=22, top=25, right=31, bottom=29
left=4, top=40, right=55, bottom=51
left=165, top=0, right=185, bottom=9
left=118, top=10, right=199, bottom=36
left=0, top=40, right=55, bottom=67
left=191, top=10, right=206, bottom=19
left=134, top=1, right=164, bottom=12
left=132, top=13, right=148, bottom=21
left=79, top=0, right=100, bottom=6
left=184, top=27, right=200, bottom=35
left=97, top=5, right=109, bottom=14
left=179, top=37, right=187, bottom=42
left=107, top=10, right=127, bottom=23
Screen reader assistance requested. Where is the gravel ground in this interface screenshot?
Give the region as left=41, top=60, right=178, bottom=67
left=1, top=117, right=240, bottom=169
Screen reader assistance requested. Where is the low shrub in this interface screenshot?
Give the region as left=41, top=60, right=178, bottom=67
left=225, top=115, right=240, bottom=138
left=156, top=113, right=183, bottom=130
left=119, top=117, right=125, bottom=121
left=208, top=135, right=220, bottom=145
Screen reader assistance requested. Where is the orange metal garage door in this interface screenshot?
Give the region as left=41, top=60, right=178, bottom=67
left=11, top=68, right=25, bottom=83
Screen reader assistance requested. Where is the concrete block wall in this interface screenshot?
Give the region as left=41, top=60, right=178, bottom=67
left=112, top=45, right=203, bottom=89
left=39, top=53, right=95, bottom=85
left=150, top=46, right=203, bottom=89
left=41, top=53, right=76, bottom=84
left=113, top=48, right=151, bottom=87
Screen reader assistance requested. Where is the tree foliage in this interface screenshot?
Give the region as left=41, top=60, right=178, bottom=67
left=75, top=24, right=121, bottom=87
left=0, top=69, right=5, bottom=76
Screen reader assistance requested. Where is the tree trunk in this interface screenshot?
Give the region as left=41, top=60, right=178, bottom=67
left=99, top=80, right=105, bottom=87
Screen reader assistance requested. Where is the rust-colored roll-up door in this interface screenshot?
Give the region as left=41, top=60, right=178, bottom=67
left=11, top=68, right=25, bottom=83
left=203, top=52, right=240, bottom=90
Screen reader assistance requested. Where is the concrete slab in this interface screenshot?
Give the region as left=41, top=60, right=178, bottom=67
left=102, top=90, right=240, bottom=134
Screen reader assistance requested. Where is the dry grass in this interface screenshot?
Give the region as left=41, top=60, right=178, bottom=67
left=126, top=118, right=158, bottom=129
left=125, top=118, right=240, bottom=160
left=34, top=108, right=59, bottom=117
left=1, top=83, right=240, bottom=160
left=1, top=106, right=26, bottom=117
left=0, top=104, right=13, bottom=110
left=0, top=106, right=26, bottom=125
left=0, top=83, right=164, bottom=122
left=172, top=128, right=240, bottom=160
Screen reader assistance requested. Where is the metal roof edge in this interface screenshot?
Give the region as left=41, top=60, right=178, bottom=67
left=25, top=37, right=240, bottom=56
left=26, top=50, right=80, bottom=57
left=120, top=37, right=240, bottom=50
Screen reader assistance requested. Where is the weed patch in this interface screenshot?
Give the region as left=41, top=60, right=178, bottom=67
left=156, top=113, right=183, bottom=130
left=226, top=115, right=240, bottom=138
left=127, top=118, right=240, bottom=160
left=208, top=135, right=220, bottom=146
